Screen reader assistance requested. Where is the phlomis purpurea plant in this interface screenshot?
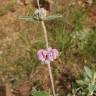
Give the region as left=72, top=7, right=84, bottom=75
left=19, top=0, right=62, bottom=95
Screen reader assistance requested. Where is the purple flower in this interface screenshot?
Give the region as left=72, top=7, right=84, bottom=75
left=37, top=47, right=59, bottom=64
left=52, top=49, right=59, bottom=59
left=37, top=49, right=47, bottom=62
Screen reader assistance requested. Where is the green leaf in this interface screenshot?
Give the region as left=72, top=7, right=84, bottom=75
left=94, top=85, right=96, bottom=91
left=88, top=84, right=96, bottom=95
left=84, top=72, right=90, bottom=83
left=18, top=16, right=35, bottom=21
left=93, top=72, right=96, bottom=80
left=32, top=91, right=49, bottom=96
left=44, top=15, right=62, bottom=21
left=84, top=66, right=93, bottom=79
left=76, top=80, right=87, bottom=85
left=19, top=14, right=62, bottom=21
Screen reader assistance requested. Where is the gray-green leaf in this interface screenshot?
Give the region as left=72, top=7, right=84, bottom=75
left=88, top=84, right=96, bottom=95
left=76, top=80, right=87, bottom=85
left=19, top=16, right=35, bottom=21
left=84, top=66, right=93, bottom=79
left=44, top=15, right=62, bottom=21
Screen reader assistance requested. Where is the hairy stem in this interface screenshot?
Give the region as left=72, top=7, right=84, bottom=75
left=41, top=21, right=49, bottom=48
left=47, top=62, right=56, bottom=96
left=41, top=20, right=56, bottom=96
left=36, top=0, right=56, bottom=95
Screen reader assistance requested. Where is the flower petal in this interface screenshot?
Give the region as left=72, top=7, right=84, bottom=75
left=37, top=49, right=46, bottom=61
left=52, top=49, right=59, bottom=59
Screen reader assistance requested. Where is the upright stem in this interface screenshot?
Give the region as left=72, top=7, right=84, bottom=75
left=37, top=0, right=40, bottom=9
left=36, top=0, right=56, bottom=96
left=41, top=21, right=49, bottom=48
left=47, top=62, right=56, bottom=96
left=41, top=21, right=56, bottom=96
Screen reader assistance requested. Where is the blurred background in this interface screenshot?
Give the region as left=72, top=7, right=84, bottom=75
left=0, top=0, right=96, bottom=96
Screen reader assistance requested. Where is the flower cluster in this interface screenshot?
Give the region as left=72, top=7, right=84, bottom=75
left=34, top=8, right=47, bottom=19
left=37, top=47, right=59, bottom=64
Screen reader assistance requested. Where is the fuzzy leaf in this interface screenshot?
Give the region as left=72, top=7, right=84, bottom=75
left=95, top=85, right=96, bottom=90
left=84, top=66, right=93, bottom=79
left=19, top=16, right=35, bottom=21
left=19, top=14, right=62, bottom=21
left=44, top=15, right=62, bottom=21
left=76, top=80, right=87, bottom=85
left=93, top=72, right=96, bottom=80
left=88, top=84, right=96, bottom=95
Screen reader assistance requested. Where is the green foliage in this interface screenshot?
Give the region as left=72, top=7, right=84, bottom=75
left=76, top=66, right=96, bottom=96
left=0, top=31, right=41, bottom=85
left=14, top=32, right=40, bottom=80
left=82, top=29, right=96, bottom=60
left=46, top=7, right=89, bottom=61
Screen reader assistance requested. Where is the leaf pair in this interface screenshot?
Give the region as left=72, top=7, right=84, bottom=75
left=19, top=14, right=62, bottom=21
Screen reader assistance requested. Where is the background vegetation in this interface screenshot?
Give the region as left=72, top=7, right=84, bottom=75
left=0, top=0, right=96, bottom=96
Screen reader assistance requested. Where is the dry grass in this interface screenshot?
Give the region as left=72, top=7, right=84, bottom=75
left=0, top=0, right=96, bottom=95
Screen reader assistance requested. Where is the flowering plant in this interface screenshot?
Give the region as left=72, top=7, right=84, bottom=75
left=19, top=0, right=62, bottom=95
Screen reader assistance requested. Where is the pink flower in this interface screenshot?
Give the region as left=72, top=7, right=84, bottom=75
left=47, top=47, right=54, bottom=61
left=52, top=49, right=59, bottom=59
left=37, top=47, right=59, bottom=64
left=37, top=49, right=47, bottom=62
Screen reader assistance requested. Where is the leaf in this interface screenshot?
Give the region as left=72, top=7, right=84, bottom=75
left=83, top=72, right=90, bottom=83
left=94, top=85, right=96, bottom=91
left=44, top=15, right=62, bottom=21
left=93, top=72, right=96, bottom=80
left=84, top=66, right=93, bottom=79
left=88, top=84, right=96, bottom=95
left=76, top=80, right=87, bottom=85
left=32, top=91, right=49, bottom=96
left=18, top=16, right=35, bottom=21
left=19, top=14, right=62, bottom=21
